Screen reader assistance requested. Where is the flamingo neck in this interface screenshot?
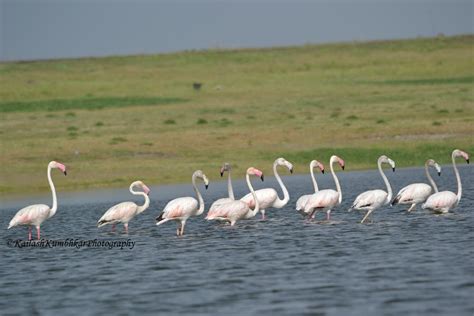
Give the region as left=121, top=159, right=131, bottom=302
left=425, top=161, right=439, bottom=193
left=330, top=156, right=342, bottom=204
left=246, top=173, right=259, bottom=216
left=310, top=163, right=319, bottom=193
left=130, top=187, right=150, bottom=214
left=48, top=165, right=58, bottom=217
left=452, top=152, right=462, bottom=203
left=272, top=161, right=289, bottom=208
left=227, top=170, right=235, bottom=200
left=378, top=158, right=392, bottom=204
left=192, top=175, right=205, bottom=215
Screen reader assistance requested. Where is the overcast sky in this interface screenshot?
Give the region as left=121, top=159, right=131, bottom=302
left=1, top=0, right=472, bottom=61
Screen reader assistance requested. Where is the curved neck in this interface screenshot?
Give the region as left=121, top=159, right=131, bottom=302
left=452, top=153, right=462, bottom=202
left=272, top=161, right=290, bottom=208
left=310, top=164, right=319, bottom=193
left=424, top=162, right=439, bottom=193
left=192, top=175, right=205, bottom=215
left=378, top=159, right=392, bottom=204
left=329, top=157, right=342, bottom=204
left=227, top=170, right=235, bottom=200
left=246, top=173, right=259, bottom=215
left=48, top=165, right=58, bottom=216
left=130, top=187, right=150, bottom=214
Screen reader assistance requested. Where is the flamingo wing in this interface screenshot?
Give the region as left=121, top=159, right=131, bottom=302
left=207, top=200, right=247, bottom=220
left=352, top=190, right=387, bottom=210
left=241, top=188, right=277, bottom=209
left=304, top=190, right=338, bottom=211
left=8, top=204, right=51, bottom=228
left=422, top=191, right=457, bottom=211
left=393, top=183, right=432, bottom=205
left=162, top=197, right=198, bottom=219
left=98, top=202, right=138, bottom=226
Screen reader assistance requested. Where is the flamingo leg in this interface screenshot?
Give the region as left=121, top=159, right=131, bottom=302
left=124, top=223, right=129, bottom=234
left=180, top=221, right=186, bottom=236
left=28, top=226, right=32, bottom=241
left=326, top=210, right=331, bottom=221
left=36, top=226, right=41, bottom=240
left=261, top=210, right=266, bottom=220
left=361, top=210, right=373, bottom=224
left=176, top=223, right=180, bottom=236
left=407, top=204, right=416, bottom=213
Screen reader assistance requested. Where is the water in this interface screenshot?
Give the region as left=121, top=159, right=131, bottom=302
left=2, top=0, right=473, bottom=61
left=0, top=165, right=473, bottom=315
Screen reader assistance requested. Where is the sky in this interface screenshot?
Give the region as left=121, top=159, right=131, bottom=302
left=1, top=0, right=473, bottom=61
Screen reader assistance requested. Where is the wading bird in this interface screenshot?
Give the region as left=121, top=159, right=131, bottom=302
left=8, top=161, right=67, bottom=240
left=422, top=149, right=469, bottom=213
left=240, top=158, right=293, bottom=220
left=391, top=159, right=441, bottom=212
left=156, top=170, right=209, bottom=236
left=295, top=160, right=325, bottom=214
left=208, top=163, right=235, bottom=214
left=302, top=156, right=344, bottom=220
left=97, top=181, right=150, bottom=233
left=206, top=167, right=264, bottom=226
left=349, top=155, right=395, bottom=224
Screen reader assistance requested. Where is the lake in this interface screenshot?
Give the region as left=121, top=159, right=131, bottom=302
left=0, top=165, right=473, bottom=315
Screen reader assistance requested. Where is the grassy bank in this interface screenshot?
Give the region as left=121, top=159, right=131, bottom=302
left=0, top=35, right=473, bottom=196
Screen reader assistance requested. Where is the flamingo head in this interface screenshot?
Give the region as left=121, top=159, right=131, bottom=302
left=50, top=161, right=67, bottom=175
left=220, top=162, right=231, bottom=177
left=379, top=155, right=396, bottom=172
left=276, top=157, right=294, bottom=174
left=427, top=159, right=442, bottom=176
left=194, top=170, right=210, bottom=189
left=247, top=167, right=264, bottom=181
left=310, top=160, right=325, bottom=174
left=331, top=155, right=345, bottom=170
left=131, top=181, right=150, bottom=195
left=453, top=149, right=470, bottom=164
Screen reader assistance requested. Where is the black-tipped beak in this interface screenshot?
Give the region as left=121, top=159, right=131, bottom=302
left=261, top=175, right=264, bottom=181
left=220, top=172, right=224, bottom=177
left=392, top=167, right=395, bottom=172
left=438, top=172, right=441, bottom=176
left=290, top=168, right=293, bottom=174
left=322, top=169, right=325, bottom=174
left=63, top=171, right=67, bottom=176
left=205, top=184, right=209, bottom=190
left=342, top=166, right=345, bottom=170
left=467, top=159, right=470, bottom=164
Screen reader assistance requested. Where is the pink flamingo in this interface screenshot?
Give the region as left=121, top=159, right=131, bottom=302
left=156, top=170, right=209, bottom=236
left=206, top=167, right=264, bottom=226
left=240, top=157, right=293, bottom=219
left=391, top=159, right=441, bottom=212
left=97, top=181, right=150, bottom=233
left=422, top=149, right=469, bottom=213
left=302, top=155, right=345, bottom=220
left=208, top=163, right=235, bottom=215
left=349, top=155, right=395, bottom=224
left=8, top=161, right=67, bottom=240
left=295, top=160, right=325, bottom=213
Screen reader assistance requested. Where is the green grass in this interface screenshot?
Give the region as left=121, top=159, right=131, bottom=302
left=0, top=35, right=473, bottom=195
left=0, top=96, right=187, bottom=112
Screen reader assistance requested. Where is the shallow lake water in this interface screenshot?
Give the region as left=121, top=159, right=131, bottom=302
left=1, top=165, right=473, bottom=315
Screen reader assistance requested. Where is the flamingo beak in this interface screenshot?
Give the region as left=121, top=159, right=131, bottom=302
left=321, top=169, right=325, bottom=174
left=260, top=175, right=264, bottom=181
left=290, top=168, right=293, bottom=174
left=438, top=171, right=441, bottom=176
left=467, top=159, right=470, bottom=164
left=342, top=166, right=345, bottom=170
left=205, top=184, right=209, bottom=190
left=220, top=172, right=224, bottom=177
left=63, top=171, right=67, bottom=176
left=392, top=167, right=395, bottom=172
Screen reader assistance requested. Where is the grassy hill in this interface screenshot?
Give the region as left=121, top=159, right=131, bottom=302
left=0, top=35, right=473, bottom=195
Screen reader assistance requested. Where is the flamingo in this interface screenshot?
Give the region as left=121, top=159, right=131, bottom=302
left=422, top=149, right=469, bottom=213
left=8, top=161, right=67, bottom=240
left=208, top=163, right=235, bottom=214
left=240, top=157, right=293, bottom=220
left=156, top=170, right=209, bottom=236
left=295, top=160, right=325, bottom=213
left=349, top=155, right=395, bottom=224
left=206, top=167, right=264, bottom=225
left=391, top=159, right=442, bottom=212
left=97, top=181, right=150, bottom=233
left=302, top=155, right=345, bottom=221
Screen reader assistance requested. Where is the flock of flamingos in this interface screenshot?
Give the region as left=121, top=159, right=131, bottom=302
left=7, top=149, right=469, bottom=239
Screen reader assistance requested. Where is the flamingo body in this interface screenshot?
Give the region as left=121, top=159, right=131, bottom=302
left=8, top=204, right=51, bottom=229
left=303, top=189, right=339, bottom=217
left=206, top=200, right=250, bottom=225
left=98, top=202, right=140, bottom=227
left=392, top=183, right=432, bottom=208
left=351, top=189, right=388, bottom=211
left=422, top=191, right=458, bottom=213
left=241, top=188, right=278, bottom=210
